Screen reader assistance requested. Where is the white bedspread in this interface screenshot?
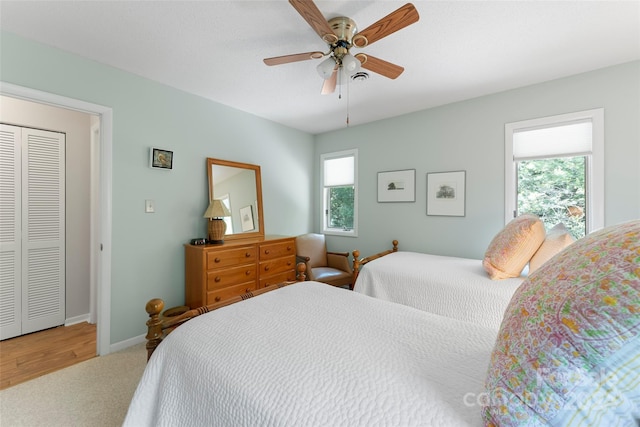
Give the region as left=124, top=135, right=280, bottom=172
left=353, top=252, right=523, bottom=330
left=125, top=282, right=497, bottom=427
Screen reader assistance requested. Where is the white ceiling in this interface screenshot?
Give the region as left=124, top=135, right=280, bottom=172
left=1, top=1, right=639, bottom=135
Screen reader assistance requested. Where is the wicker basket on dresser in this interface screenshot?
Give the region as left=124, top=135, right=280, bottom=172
left=184, top=235, right=296, bottom=308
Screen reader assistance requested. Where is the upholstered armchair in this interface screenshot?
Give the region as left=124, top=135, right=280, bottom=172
left=295, top=233, right=353, bottom=289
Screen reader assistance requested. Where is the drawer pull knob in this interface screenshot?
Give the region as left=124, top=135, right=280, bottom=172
left=264, top=249, right=270, bottom=255
left=246, top=270, right=251, bottom=275
left=264, top=266, right=270, bottom=271
left=287, top=261, right=292, bottom=266
left=245, top=288, right=251, bottom=293
left=215, top=296, right=221, bottom=302
left=245, top=252, right=251, bottom=257
left=215, top=276, right=221, bottom=282
left=214, top=257, right=221, bottom=263
left=287, top=246, right=291, bottom=251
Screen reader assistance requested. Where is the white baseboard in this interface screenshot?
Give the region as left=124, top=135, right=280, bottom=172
left=65, top=314, right=91, bottom=326
left=63, top=314, right=145, bottom=355
left=109, top=333, right=146, bottom=353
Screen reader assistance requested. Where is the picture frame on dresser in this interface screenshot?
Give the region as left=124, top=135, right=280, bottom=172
left=240, top=205, right=255, bottom=232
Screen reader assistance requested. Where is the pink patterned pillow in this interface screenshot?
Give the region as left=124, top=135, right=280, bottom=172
left=483, top=220, right=640, bottom=426
left=483, top=214, right=545, bottom=279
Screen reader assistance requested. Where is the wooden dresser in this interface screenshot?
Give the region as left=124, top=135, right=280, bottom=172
left=184, top=235, right=296, bottom=308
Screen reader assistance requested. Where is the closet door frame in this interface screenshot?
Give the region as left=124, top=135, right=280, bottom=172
left=1, top=82, right=113, bottom=356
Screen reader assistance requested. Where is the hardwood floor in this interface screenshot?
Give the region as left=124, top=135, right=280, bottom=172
left=0, top=322, right=97, bottom=390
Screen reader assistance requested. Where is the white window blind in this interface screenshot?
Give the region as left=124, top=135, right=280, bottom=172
left=323, top=155, right=354, bottom=186
left=513, top=120, right=592, bottom=161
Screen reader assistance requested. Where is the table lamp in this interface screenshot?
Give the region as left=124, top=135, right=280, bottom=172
left=203, top=200, right=231, bottom=243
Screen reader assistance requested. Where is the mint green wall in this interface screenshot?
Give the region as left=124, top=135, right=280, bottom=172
left=316, top=61, right=640, bottom=259
left=1, top=32, right=315, bottom=344
left=3, top=30, right=638, bottom=345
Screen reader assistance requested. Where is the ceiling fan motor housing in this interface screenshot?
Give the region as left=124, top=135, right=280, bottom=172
left=328, top=17, right=357, bottom=46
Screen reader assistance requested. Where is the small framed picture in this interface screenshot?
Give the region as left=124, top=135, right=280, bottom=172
left=377, top=169, right=416, bottom=202
left=240, top=205, right=255, bottom=232
left=150, top=148, right=173, bottom=170
left=427, top=170, right=466, bottom=216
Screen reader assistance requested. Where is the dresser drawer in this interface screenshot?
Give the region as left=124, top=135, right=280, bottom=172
left=207, top=265, right=257, bottom=291
left=259, top=240, right=295, bottom=261
left=185, top=236, right=296, bottom=309
left=259, top=270, right=297, bottom=288
left=259, top=255, right=296, bottom=276
left=206, top=282, right=257, bottom=304
left=207, top=246, right=256, bottom=270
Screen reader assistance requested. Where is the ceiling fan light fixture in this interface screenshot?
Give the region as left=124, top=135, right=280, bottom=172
left=317, top=57, right=336, bottom=79
left=341, top=53, right=361, bottom=76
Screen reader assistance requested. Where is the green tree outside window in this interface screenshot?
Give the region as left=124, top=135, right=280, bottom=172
left=517, top=156, right=586, bottom=239
left=328, top=186, right=354, bottom=230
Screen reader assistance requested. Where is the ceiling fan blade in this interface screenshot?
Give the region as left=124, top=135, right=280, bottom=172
left=321, top=68, right=337, bottom=95
left=289, top=0, right=338, bottom=44
left=264, top=51, right=324, bottom=66
left=352, top=3, right=419, bottom=48
left=355, top=54, right=404, bottom=79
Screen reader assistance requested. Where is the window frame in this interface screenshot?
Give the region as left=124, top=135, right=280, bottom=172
left=505, top=108, right=604, bottom=233
left=218, top=193, right=234, bottom=234
left=320, top=149, right=358, bottom=237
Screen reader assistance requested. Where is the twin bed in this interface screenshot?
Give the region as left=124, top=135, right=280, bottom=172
left=126, top=280, right=497, bottom=426
left=125, top=219, right=640, bottom=426
left=352, top=249, right=523, bottom=330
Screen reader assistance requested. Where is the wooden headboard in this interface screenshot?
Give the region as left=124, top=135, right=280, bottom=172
left=352, top=240, right=399, bottom=284
left=144, top=262, right=307, bottom=361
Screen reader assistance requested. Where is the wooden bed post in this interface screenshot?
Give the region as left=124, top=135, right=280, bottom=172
left=352, top=240, right=399, bottom=285
left=145, top=298, right=164, bottom=361
left=296, top=262, right=306, bottom=281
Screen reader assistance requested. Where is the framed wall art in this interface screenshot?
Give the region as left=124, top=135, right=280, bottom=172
left=240, top=205, right=255, bottom=232
left=150, top=148, right=173, bottom=170
left=427, top=170, right=466, bottom=216
left=377, top=169, right=416, bottom=202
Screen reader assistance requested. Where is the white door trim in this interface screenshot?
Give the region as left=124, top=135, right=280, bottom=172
left=1, top=82, right=113, bottom=356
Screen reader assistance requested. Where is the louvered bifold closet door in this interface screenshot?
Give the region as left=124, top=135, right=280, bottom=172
left=0, top=124, right=22, bottom=340
left=21, top=128, right=66, bottom=336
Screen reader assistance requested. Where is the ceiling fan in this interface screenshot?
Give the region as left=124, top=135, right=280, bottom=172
left=264, top=0, right=420, bottom=95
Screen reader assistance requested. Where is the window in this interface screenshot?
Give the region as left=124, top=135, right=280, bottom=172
left=505, top=109, right=604, bottom=238
left=219, top=194, right=233, bottom=234
left=321, top=149, right=357, bottom=236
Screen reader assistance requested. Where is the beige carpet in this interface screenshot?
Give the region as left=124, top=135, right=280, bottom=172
left=0, top=343, right=147, bottom=427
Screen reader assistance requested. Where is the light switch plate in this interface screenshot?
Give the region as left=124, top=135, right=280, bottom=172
left=145, top=199, right=155, bottom=213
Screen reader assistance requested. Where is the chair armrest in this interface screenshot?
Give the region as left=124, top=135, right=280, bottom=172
left=296, top=255, right=310, bottom=263
left=327, top=252, right=352, bottom=273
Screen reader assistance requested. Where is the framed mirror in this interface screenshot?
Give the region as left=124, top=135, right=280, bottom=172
left=207, top=158, right=264, bottom=241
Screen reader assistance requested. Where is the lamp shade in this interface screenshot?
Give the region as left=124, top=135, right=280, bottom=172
left=341, top=53, right=361, bottom=76
left=316, top=57, right=336, bottom=79
left=203, top=199, right=230, bottom=219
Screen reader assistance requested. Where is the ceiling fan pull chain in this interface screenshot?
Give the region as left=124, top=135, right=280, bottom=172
left=346, top=76, right=350, bottom=127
